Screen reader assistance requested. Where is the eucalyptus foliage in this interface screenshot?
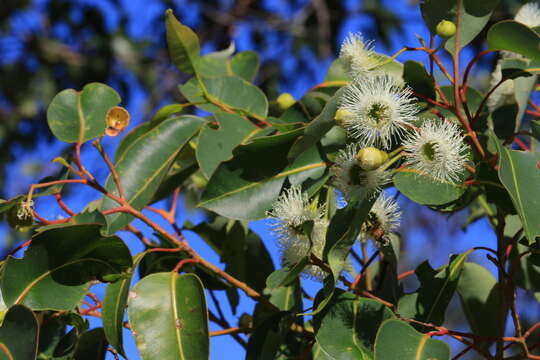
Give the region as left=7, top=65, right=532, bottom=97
left=1, top=1, right=540, bottom=359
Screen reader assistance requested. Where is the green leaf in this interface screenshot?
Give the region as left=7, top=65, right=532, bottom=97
left=314, top=291, right=395, bottom=360
left=488, top=21, right=540, bottom=62
left=265, top=278, right=303, bottom=312
left=221, top=223, right=274, bottom=313
left=457, top=262, right=505, bottom=341
left=231, top=51, right=259, bottom=82
left=492, top=135, right=540, bottom=244
left=497, top=58, right=538, bottom=131
left=0, top=305, right=38, bottom=360
left=266, top=257, right=309, bottom=290
left=101, top=115, right=205, bottom=234
left=445, top=0, right=500, bottom=54
left=374, top=319, right=450, bottom=360
left=393, top=169, right=467, bottom=206
left=421, top=0, right=499, bottom=54
left=1, top=224, right=132, bottom=310
left=288, top=88, right=344, bottom=160
left=165, top=9, right=200, bottom=74
left=397, top=251, right=470, bottom=326
left=532, top=120, right=540, bottom=142
left=72, top=328, right=108, bottom=360
left=102, top=253, right=146, bottom=357
left=325, top=58, right=348, bottom=82
left=47, top=83, right=121, bottom=143
left=179, top=75, right=269, bottom=119
left=246, top=311, right=294, bottom=360
left=403, top=61, right=436, bottom=101
left=196, top=113, right=258, bottom=178
left=309, top=197, right=377, bottom=316
left=128, top=272, right=209, bottom=360
left=199, top=129, right=326, bottom=220
left=199, top=50, right=259, bottom=82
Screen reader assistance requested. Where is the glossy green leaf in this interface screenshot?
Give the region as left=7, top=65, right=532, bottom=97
left=398, top=251, right=470, bottom=326
left=493, top=136, right=540, bottom=244
left=487, top=20, right=540, bottom=62
left=1, top=224, right=131, bottom=310
left=266, top=257, right=309, bottom=290
left=446, top=0, right=500, bottom=54
left=102, top=253, right=146, bottom=357
left=393, top=169, right=467, bottom=206
left=127, top=272, right=209, bottom=360
left=498, top=58, right=538, bottom=131
left=325, top=58, right=348, bottom=82
left=532, top=120, right=540, bottom=142
left=314, top=291, right=395, bottom=360
left=221, top=223, right=274, bottom=313
left=309, top=197, right=377, bottom=316
left=199, top=129, right=326, bottom=220
left=37, top=312, right=68, bottom=358
left=288, top=88, right=344, bottom=160
left=73, top=328, right=108, bottom=360
left=457, top=262, right=505, bottom=340
left=265, top=278, right=303, bottom=312
left=512, top=241, right=540, bottom=301
left=179, top=75, right=268, bottom=119
left=101, top=115, right=205, bottom=234
left=246, top=311, right=294, bottom=360
left=199, top=50, right=259, bottom=82
left=0, top=305, right=38, bottom=360
left=420, top=0, right=499, bottom=54
left=47, top=82, right=121, bottom=143
left=403, top=61, right=435, bottom=101
left=150, top=143, right=199, bottom=204
left=165, top=9, right=200, bottom=74
left=374, top=319, right=450, bottom=360
left=196, top=113, right=258, bottom=178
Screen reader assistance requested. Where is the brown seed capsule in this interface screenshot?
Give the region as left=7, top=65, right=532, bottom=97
left=105, top=106, right=130, bottom=136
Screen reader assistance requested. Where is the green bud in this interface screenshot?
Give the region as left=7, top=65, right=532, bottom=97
left=355, top=147, right=389, bottom=171
left=276, top=93, right=296, bottom=110
left=436, top=20, right=456, bottom=39
left=334, top=108, right=353, bottom=127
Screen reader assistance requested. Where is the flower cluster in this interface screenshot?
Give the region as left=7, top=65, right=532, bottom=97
left=334, top=32, right=469, bottom=190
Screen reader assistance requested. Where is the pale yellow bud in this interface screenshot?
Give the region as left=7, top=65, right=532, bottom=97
left=436, top=20, right=456, bottom=39
left=334, top=108, right=353, bottom=127
left=355, top=147, right=389, bottom=171
left=276, top=93, right=296, bottom=110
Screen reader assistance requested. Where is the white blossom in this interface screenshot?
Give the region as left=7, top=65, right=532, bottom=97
left=267, top=186, right=328, bottom=280
left=338, top=75, right=417, bottom=149
left=402, top=120, right=468, bottom=183
left=331, top=143, right=390, bottom=202
left=339, top=32, right=380, bottom=77
left=361, top=192, right=401, bottom=246
left=515, top=2, right=540, bottom=28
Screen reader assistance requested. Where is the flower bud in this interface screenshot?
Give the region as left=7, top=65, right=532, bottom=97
left=276, top=93, right=295, bottom=110
left=105, top=106, right=130, bottom=136
left=436, top=20, right=456, bottom=39
left=355, top=147, right=389, bottom=171
left=334, top=108, right=353, bottom=127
